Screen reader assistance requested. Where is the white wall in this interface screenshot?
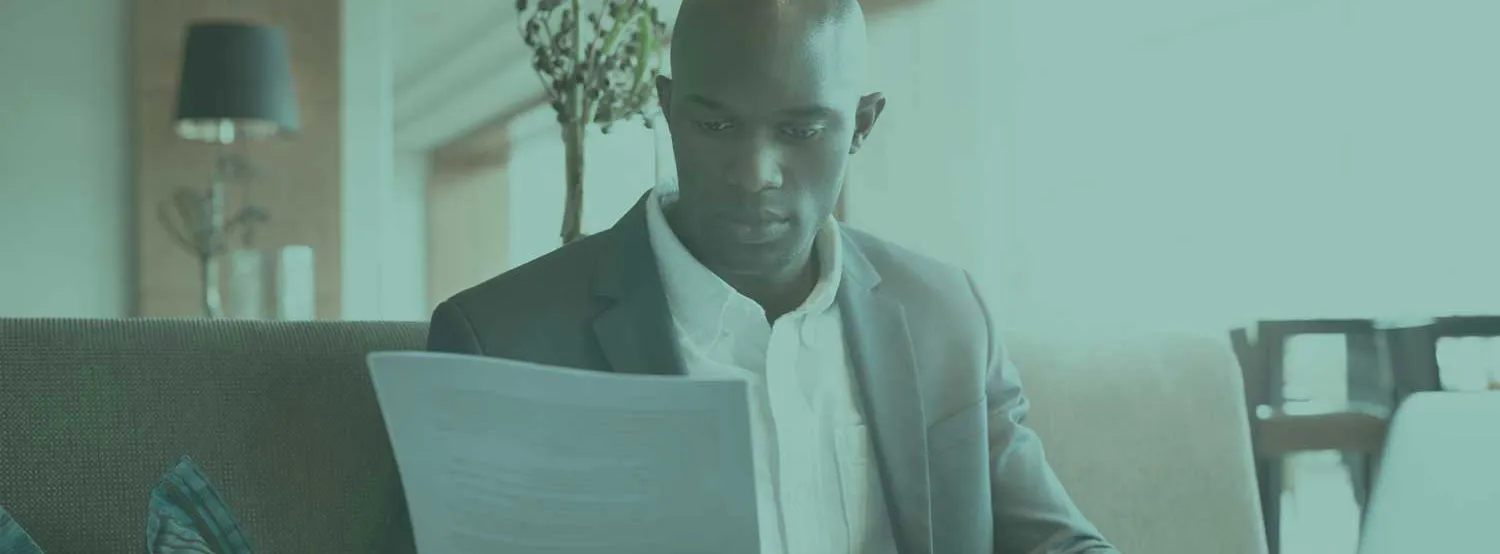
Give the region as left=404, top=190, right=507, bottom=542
left=341, top=0, right=399, bottom=320
left=0, top=0, right=132, bottom=317
left=505, top=105, right=663, bottom=269
left=1001, top=0, right=1500, bottom=338
left=852, top=0, right=1500, bottom=341
left=382, top=150, right=429, bottom=320
left=848, top=0, right=995, bottom=273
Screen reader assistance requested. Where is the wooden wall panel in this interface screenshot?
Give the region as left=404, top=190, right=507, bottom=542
left=133, top=0, right=342, bottom=318
left=426, top=124, right=512, bottom=310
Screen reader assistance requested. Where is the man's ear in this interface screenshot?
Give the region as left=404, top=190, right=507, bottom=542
left=655, top=75, right=674, bottom=119
left=850, top=92, right=886, bottom=155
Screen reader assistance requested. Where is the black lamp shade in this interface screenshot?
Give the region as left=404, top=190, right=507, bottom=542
left=175, top=22, right=300, bottom=143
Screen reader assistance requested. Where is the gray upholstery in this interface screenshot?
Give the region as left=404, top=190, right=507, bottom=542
left=0, top=318, right=1265, bottom=554
left=0, top=318, right=425, bottom=554
left=1010, top=335, right=1268, bottom=554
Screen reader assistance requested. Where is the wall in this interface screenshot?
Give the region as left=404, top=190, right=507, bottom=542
left=850, top=0, right=1500, bottom=341
left=426, top=130, right=511, bottom=310
left=504, top=105, right=662, bottom=270
left=341, top=0, right=398, bottom=320
left=421, top=103, right=664, bottom=310
left=847, top=0, right=996, bottom=274
left=1000, top=0, right=1500, bottom=338
left=133, top=0, right=344, bottom=318
left=0, top=0, right=132, bottom=317
left=382, top=150, right=429, bottom=320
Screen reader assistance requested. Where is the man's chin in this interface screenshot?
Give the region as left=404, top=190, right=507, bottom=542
left=705, top=241, right=807, bottom=280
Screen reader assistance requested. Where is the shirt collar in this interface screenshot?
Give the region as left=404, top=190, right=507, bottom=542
left=645, top=188, right=843, bottom=345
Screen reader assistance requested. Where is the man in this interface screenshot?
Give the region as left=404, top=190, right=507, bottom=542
left=427, top=0, right=1117, bottom=552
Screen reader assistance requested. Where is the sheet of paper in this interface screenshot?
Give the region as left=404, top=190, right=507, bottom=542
left=368, top=351, right=759, bottom=554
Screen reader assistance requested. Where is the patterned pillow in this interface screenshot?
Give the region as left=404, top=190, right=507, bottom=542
left=0, top=455, right=255, bottom=554
left=0, top=504, right=44, bottom=554
left=145, top=455, right=256, bottom=554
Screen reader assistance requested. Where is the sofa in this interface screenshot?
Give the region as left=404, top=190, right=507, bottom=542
left=0, top=318, right=1267, bottom=553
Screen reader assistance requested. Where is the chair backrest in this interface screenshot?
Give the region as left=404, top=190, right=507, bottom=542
left=1234, top=319, right=1385, bottom=408
left=1379, top=316, right=1500, bottom=403
left=1227, top=319, right=1388, bottom=554
left=1009, top=334, right=1268, bottom=554
left=0, top=318, right=427, bottom=554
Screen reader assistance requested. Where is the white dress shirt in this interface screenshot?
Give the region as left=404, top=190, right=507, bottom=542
left=645, top=189, right=897, bottom=554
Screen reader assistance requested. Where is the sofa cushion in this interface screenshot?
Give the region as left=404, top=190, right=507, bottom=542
left=0, top=319, right=425, bottom=554
left=1009, top=334, right=1269, bottom=554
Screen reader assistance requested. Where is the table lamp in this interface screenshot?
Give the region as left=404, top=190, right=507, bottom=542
left=159, top=21, right=300, bottom=317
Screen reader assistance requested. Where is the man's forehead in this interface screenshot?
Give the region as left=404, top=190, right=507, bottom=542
left=677, top=0, right=859, bottom=28
left=670, top=0, right=869, bottom=100
left=672, top=36, right=861, bottom=116
left=679, top=86, right=849, bottom=119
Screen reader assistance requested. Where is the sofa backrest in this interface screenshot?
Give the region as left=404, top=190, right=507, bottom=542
left=2, top=319, right=1267, bottom=554
left=0, top=318, right=426, bottom=554
left=1009, top=334, right=1269, bottom=554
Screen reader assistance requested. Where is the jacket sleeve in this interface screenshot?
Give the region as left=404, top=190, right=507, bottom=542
left=966, top=273, right=1119, bottom=554
left=427, top=300, right=484, bottom=355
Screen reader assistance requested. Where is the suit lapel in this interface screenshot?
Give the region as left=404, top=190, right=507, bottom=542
left=838, top=233, right=933, bottom=554
left=591, top=194, right=685, bottom=376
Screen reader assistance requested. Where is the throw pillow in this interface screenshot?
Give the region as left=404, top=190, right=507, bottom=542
left=145, top=455, right=256, bottom=554
left=0, top=455, right=256, bottom=554
left=0, top=504, right=44, bottom=554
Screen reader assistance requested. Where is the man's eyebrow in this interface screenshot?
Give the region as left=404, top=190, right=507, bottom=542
left=683, top=95, right=837, bottom=119
left=684, top=94, right=728, bottom=111
left=777, top=105, right=839, bottom=119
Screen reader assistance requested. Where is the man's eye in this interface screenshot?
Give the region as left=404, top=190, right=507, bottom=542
left=695, top=120, right=735, bottom=132
left=781, top=126, right=824, bottom=140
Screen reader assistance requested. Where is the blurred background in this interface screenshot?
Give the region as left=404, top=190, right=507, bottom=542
left=3, top=0, right=1498, bottom=553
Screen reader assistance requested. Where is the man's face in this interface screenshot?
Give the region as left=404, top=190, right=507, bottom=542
left=657, top=19, right=880, bottom=279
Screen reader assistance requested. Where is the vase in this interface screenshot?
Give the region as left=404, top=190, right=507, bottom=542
left=225, top=248, right=267, bottom=319
left=273, top=245, right=316, bottom=320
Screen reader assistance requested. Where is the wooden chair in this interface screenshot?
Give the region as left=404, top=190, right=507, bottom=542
left=1377, top=316, right=1500, bottom=403
left=1229, top=320, right=1392, bottom=554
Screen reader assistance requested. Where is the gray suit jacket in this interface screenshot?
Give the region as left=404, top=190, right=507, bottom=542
left=426, top=196, right=1117, bottom=554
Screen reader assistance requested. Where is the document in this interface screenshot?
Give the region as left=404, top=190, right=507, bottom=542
left=367, top=352, right=759, bottom=554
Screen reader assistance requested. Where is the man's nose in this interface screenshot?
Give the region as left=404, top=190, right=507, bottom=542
left=724, top=140, right=782, bottom=192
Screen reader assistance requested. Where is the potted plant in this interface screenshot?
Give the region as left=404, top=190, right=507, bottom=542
left=517, top=0, right=669, bottom=244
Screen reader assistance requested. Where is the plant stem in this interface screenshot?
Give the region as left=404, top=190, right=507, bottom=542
left=560, top=121, right=586, bottom=244
left=571, top=0, right=585, bottom=122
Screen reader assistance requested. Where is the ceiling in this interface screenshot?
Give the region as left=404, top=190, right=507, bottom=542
left=388, top=0, right=686, bottom=150
left=389, top=0, right=922, bottom=108
left=392, top=0, right=520, bottom=88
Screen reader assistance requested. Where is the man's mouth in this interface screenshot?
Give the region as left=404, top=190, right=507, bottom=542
left=723, top=213, right=792, bottom=243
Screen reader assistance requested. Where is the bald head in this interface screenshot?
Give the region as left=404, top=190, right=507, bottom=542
left=669, top=0, right=869, bottom=94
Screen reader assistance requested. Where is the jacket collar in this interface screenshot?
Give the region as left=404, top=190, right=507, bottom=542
left=589, top=193, right=684, bottom=376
